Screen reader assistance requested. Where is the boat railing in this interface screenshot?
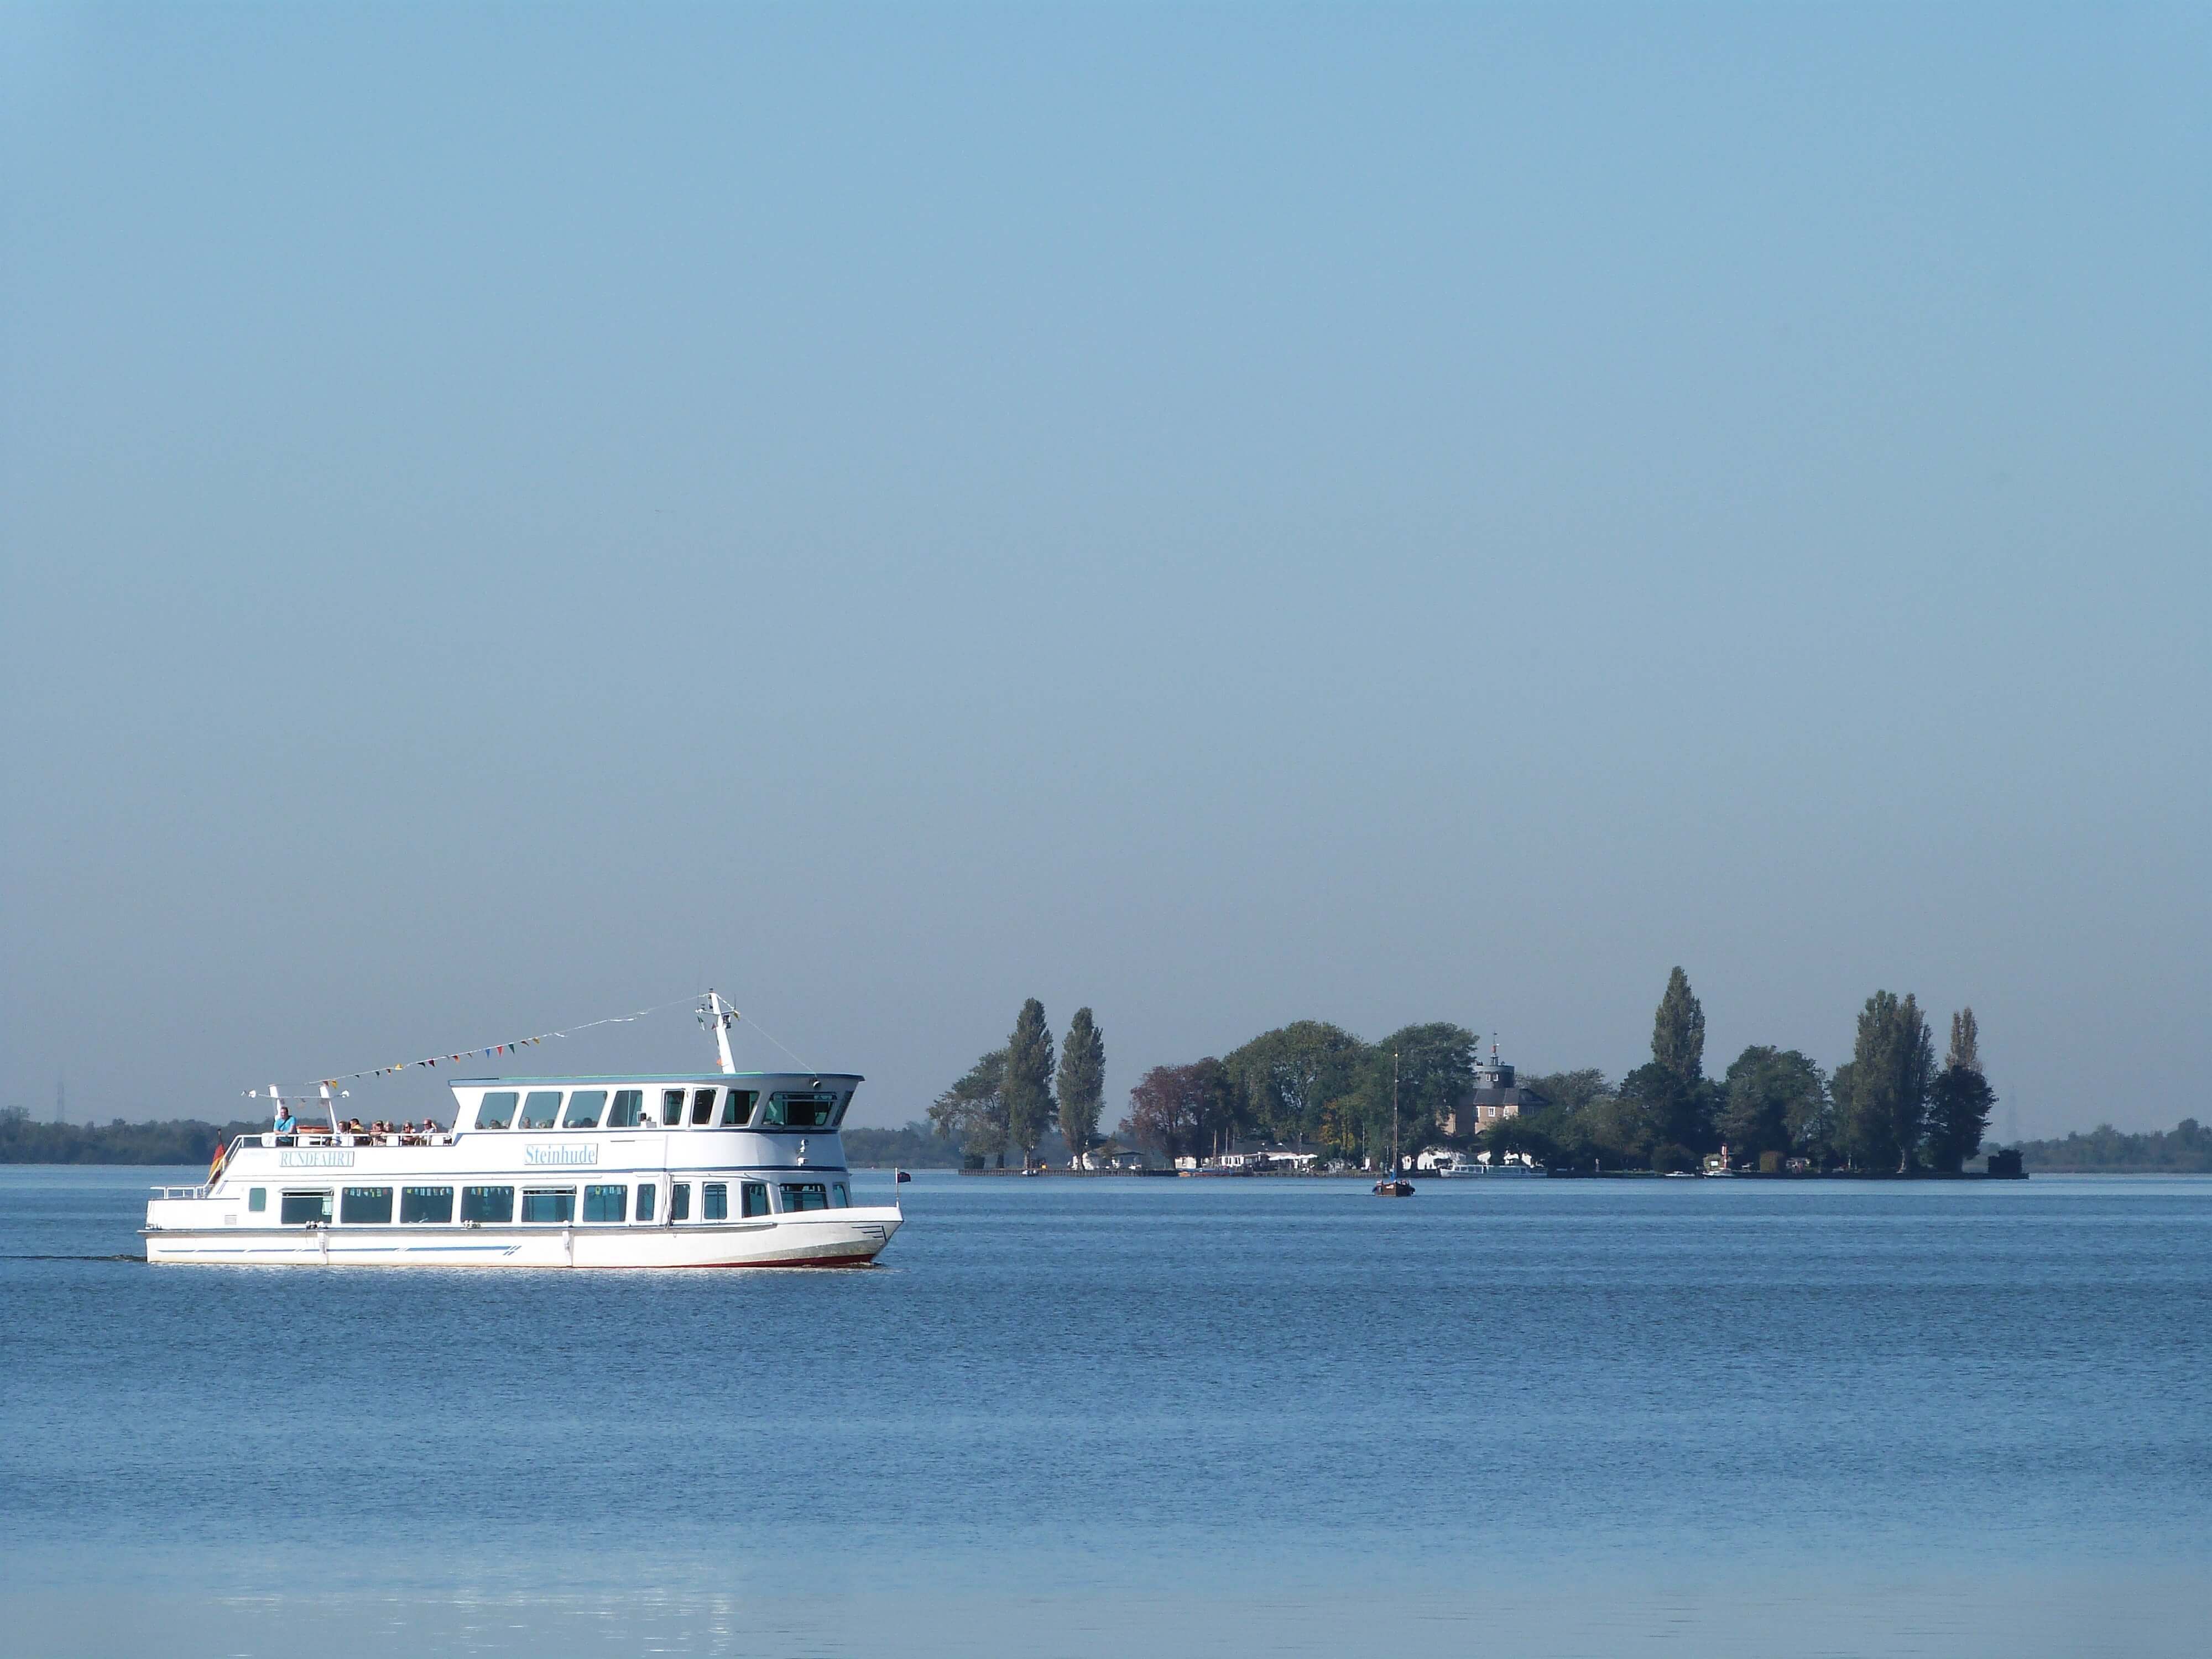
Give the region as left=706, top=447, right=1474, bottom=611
left=237, top=1131, right=460, bottom=1151
left=152, top=1183, right=211, bottom=1199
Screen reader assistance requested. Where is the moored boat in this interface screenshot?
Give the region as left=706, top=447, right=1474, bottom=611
left=144, top=994, right=902, bottom=1269
left=1372, top=1049, right=1416, bottom=1197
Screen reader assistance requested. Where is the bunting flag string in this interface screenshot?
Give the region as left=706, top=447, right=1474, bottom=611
left=306, top=994, right=707, bottom=1088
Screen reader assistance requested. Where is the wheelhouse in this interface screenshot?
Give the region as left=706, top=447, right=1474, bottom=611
left=448, top=1074, right=860, bottom=1135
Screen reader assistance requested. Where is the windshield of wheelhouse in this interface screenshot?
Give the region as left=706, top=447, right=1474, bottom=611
left=763, top=1090, right=850, bottom=1128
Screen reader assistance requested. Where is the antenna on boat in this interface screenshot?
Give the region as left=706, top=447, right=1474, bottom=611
left=699, top=990, right=739, bottom=1076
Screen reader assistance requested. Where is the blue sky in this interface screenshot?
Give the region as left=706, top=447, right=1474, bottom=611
left=3, top=4, right=2205, bottom=1137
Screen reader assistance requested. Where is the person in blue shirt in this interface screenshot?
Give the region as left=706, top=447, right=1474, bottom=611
left=273, top=1104, right=296, bottom=1134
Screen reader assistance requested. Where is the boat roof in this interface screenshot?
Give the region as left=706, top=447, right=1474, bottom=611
left=448, top=1072, right=863, bottom=1086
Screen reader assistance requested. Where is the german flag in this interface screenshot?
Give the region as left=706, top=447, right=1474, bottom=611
left=206, top=1139, right=228, bottom=1185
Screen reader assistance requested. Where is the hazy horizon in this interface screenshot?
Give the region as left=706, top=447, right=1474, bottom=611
left=4, top=5, right=2205, bottom=1140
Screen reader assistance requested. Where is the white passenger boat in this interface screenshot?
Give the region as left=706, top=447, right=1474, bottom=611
left=1428, top=1151, right=1547, bottom=1177
left=144, top=995, right=903, bottom=1269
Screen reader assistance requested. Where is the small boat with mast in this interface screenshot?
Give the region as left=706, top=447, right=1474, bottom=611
left=143, top=993, right=904, bottom=1268
left=1373, top=1048, right=1415, bottom=1197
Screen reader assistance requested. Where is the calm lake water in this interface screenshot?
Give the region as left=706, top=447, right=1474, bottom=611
left=2, top=1167, right=2206, bottom=1657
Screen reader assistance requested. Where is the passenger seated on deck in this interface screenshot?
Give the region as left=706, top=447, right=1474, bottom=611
left=420, top=1118, right=439, bottom=1136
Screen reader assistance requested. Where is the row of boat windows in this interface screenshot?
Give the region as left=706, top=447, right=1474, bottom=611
left=245, top=1180, right=852, bottom=1227
left=469, top=1087, right=849, bottom=1133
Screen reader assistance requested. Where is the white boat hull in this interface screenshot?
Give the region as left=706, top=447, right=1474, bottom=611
left=145, top=1206, right=901, bottom=1269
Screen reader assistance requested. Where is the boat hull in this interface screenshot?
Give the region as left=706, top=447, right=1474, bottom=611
left=144, top=1207, right=901, bottom=1269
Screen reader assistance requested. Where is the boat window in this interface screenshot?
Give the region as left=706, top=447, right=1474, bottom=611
left=702, top=1182, right=728, bottom=1222
left=635, top=1183, right=656, bottom=1222
left=669, top=1183, right=690, bottom=1222
left=401, top=1186, right=454, bottom=1224
left=606, top=1089, right=644, bottom=1129
left=720, top=1089, right=758, bottom=1127
left=831, top=1182, right=850, bottom=1208
left=779, top=1182, right=830, bottom=1212
left=764, top=1091, right=839, bottom=1128
left=692, top=1088, right=719, bottom=1125
left=742, top=1181, right=770, bottom=1218
left=662, top=1089, right=687, bottom=1128
left=462, top=1185, right=514, bottom=1224
left=518, top=1091, right=562, bottom=1130
left=562, top=1090, right=607, bottom=1129
left=830, top=1092, right=852, bottom=1127
left=248, top=1188, right=267, bottom=1213
left=280, top=1190, right=331, bottom=1226
left=473, top=1092, right=518, bottom=1130
left=521, top=1188, right=575, bottom=1224
left=341, top=1186, right=393, bottom=1224
left=583, top=1185, right=627, bottom=1223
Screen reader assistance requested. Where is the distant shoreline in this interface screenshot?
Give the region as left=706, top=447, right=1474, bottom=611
left=4, top=1104, right=2199, bottom=1176
left=942, top=1165, right=2032, bottom=1181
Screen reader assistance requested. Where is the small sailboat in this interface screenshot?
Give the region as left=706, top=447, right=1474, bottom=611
left=1373, top=1049, right=1415, bottom=1197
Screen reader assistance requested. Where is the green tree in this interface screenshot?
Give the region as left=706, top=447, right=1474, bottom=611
left=1519, top=1068, right=1608, bottom=1117
left=1055, top=1006, right=1106, bottom=1161
left=1579, top=1089, right=1655, bottom=1167
left=1515, top=1070, right=1614, bottom=1168
left=1947, top=1008, right=1980, bottom=1074
left=1360, top=1023, right=1476, bottom=1151
left=1824, top=1060, right=1857, bottom=1165
left=1837, top=990, right=1934, bottom=1172
left=1222, top=1021, right=1369, bottom=1151
left=1716, top=1046, right=1828, bottom=1161
left=1120, top=1058, right=1237, bottom=1160
left=1923, top=1006, right=1995, bottom=1172
left=1652, top=967, right=1707, bottom=1086
left=1004, top=998, right=1057, bottom=1168
left=1641, top=968, right=1714, bottom=1149
left=1478, top=1116, right=1557, bottom=1165
left=927, top=1050, right=1008, bottom=1166
left=1786, top=1070, right=1839, bottom=1166
left=1621, top=1060, right=1714, bottom=1154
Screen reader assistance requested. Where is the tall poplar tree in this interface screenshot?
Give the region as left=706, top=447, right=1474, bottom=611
left=1838, top=990, right=1934, bottom=1172
left=1643, top=967, right=1713, bottom=1150
left=1924, top=1006, right=1996, bottom=1172
left=1652, top=967, right=1707, bottom=1084
left=1004, top=998, right=1056, bottom=1168
left=1947, top=1008, right=1981, bottom=1076
left=1055, top=1007, right=1106, bottom=1161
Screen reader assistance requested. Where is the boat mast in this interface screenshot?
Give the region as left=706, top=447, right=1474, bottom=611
left=701, top=990, right=739, bottom=1076
left=1392, top=1048, right=1400, bottom=1177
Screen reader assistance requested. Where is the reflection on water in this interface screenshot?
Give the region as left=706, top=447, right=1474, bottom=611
left=3, top=1168, right=2209, bottom=1657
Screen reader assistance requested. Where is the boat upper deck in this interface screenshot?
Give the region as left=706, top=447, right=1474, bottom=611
left=447, top=1073, right=862, bottom=1134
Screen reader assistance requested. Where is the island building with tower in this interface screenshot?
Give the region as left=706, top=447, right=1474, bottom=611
left=1441, top=1039, right=1543, bottom=1138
